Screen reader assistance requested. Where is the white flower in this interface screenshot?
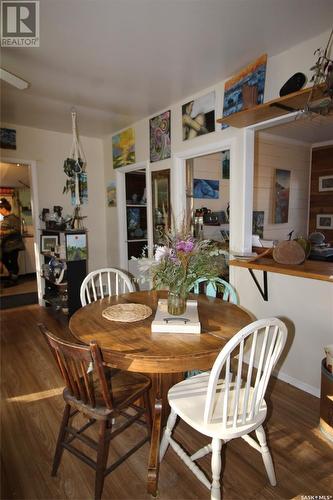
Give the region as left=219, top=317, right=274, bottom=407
left=154, top=245, right=171, bottom=262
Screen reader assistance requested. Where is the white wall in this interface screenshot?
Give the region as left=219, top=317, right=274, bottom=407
left=254, top=132, right=311, bottom=241
left=1, top=123, right=107, bottom=272
left=103, top=28, right=332, bottom=395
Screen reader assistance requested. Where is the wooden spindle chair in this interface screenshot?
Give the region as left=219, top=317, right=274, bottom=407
left=38, top=324, right=151, bottom=500
left=159, top=318, right=287, bottom=500
left=80, top=268, right=135, bottom=306
left=190, top=277, right=238, bottom=304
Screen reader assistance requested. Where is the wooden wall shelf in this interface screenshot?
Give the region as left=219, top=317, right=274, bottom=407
left=217, top=85, right=326, bottom=128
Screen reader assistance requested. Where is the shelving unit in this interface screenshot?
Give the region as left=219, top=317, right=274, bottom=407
left=125, top=170, right=148, bottom=259
left=40, top=229, right=87, bottom=317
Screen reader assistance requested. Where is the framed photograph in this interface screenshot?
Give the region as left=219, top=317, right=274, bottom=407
left=41, top=234, right=59, bottom=253
left=316, top=214, right=333, bottom=230
left=319, top=175, right=333, bottom=192
left=66, top=233, right=87, bottom=261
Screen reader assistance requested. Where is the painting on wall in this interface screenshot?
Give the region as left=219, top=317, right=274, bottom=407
left=252, top=211, right=264, bottom=238
left=274, top=169, right=291, bottom=224
left=193, top=179, right=219, bottom=199
left=0, top=128, right=16, bottom=149
left=221, top=149, right=230, bottom=179
left=221, top=54, right=267, bottom=129
left=316, top=214, right=333, bottom=230
left=150, top=110, right=171, bottom=162
left=66, top=233, right=87, bottom=261
left=112, top=128, right=135, bottom=168
left=107, top=180, right=117, bottom=207
left=319, top=175, right=333, bottom=192
left=182, top=91, right=215, bottom=141
left=70, top=172, right=88, bottom=205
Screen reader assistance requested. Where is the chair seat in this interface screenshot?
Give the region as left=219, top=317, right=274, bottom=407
left=168, top=371, right=267, bottom=440
left=64, top=369, right=151, bottom=420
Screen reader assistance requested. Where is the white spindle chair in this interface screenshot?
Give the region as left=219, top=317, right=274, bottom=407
left=80, top=268, right=135, bottom=306
left=160, top=318, right=287, bottom=500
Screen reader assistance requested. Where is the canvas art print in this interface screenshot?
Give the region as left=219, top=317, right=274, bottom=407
left=193, top=179, right=219, bottom=199
left=222, top=54, right=267, bottom=129
left=66, top=233, right=87, bottom=261
left=274, top=169, right=291, bottom=224
left=221, top=149, right=230, bottom=179
left=107, top=180, right=117, bottom=207
left=182, top=91, right=215, bottom=141
left=70, top=172, right=88, bottom=205
left=0, top=128, right=16, bottom=149
left=150, top=110, right=171, bottom=162
left=112, top=128, right=135, bottom=168
left=252, top=211, right=264, bottom=238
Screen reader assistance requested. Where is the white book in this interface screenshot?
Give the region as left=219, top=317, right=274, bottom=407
left=151, top=299, right=201, bottom=334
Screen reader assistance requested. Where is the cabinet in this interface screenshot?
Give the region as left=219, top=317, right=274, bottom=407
left=40, top=229, right=87, bottom=317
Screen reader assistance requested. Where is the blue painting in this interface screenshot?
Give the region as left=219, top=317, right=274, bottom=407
left=193, top=179, right=219, bottom=199
left=0, top=128, right=16, bottom=149
left=221, top=149, right=230, bottom=179
left=222, top=54, right=267, bottom=129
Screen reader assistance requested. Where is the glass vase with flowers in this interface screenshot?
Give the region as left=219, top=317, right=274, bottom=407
left=135, top=224, right=228, bottom=315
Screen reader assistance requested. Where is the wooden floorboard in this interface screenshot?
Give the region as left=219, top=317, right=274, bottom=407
left=1, top=304, right=332, bottom=499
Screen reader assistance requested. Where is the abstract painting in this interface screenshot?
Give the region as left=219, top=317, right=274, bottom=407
left=107, top=180, right=117, bottom=207
left=150, top=110, right=171, bottom=162
left=182, top=91, right=215, bottom=141
left=193, top=179, right=219, bottom=199
left=221, top=149, right=230, bottom=179
left=222, top=54, right=267, bottom=129
left=274, top=169, right=291, bottom=223
left=252, top=211, right=264, bottom=238
left=0, top=128, right=16, bottom=149
left=112, top=128, right=135, bottom=168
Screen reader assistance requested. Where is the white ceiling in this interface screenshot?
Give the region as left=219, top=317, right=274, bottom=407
left=264, top=114, right=333, bottom=144
left=1, top=0, right=333, bottom=137
left=0, top=163, right=30, bottom=187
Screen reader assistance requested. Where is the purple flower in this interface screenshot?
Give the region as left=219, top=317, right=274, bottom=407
left=176, top=239, right=195, bottom=253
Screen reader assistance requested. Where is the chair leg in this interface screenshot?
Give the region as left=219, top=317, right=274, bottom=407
left=255, top=425, right=276, bottom=486
left=95, top=420, right=111, bottom=500
left=159, top=408, right=177, bottom=462
left=210, top=438, right=222, bottom=500
left=52, top=403, right=71, bottom=476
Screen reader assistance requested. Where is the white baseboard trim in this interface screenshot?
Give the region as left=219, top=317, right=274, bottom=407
left=274, top=370, right=320, bottom=398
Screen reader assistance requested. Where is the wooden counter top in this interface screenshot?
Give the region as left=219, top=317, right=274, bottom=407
left=230, top=258, right=333, bottom=283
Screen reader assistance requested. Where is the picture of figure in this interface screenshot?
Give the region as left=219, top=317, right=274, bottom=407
left=182, top=91, right=215, bottom=141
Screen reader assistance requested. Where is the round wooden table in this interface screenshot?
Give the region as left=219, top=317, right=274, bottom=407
left=69, top=290, right=253, bottom=496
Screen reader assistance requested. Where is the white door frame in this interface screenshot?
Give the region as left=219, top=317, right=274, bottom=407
left=1, top=158, right=43, bottom=304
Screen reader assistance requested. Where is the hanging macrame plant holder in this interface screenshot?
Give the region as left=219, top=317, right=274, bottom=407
left=63, top=110, right=86, bottom=206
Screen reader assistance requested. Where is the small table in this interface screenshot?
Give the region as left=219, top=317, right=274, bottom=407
left=69, top=290, right=252, bottom=496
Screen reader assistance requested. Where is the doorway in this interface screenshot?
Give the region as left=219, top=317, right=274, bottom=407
left=0, top=161, right=39, bottom=308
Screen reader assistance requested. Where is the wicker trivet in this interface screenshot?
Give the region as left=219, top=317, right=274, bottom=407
left=102, top=303, right=152, bottom=322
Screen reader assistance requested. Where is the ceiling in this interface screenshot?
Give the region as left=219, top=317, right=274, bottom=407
left=1, top=0, right=333, bottom=137
left=0, top=163, right=30, bottom=187
left=263, top=113, right=333, bottom=144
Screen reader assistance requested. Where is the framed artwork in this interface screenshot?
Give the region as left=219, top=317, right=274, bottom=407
left=193, top=179, right=219, bottom=199
left=107, top=180, right=117, bottom=207
left=70, top=172, right=88, bottom=205
left=41, top=234, right=59, bottom=253
left=112, top=128, right=135, bottom=168
left=66, top=233, right=87, bottom=261
left=150, top=110, right=171, bottom=162
left=222, top=54, right=267, bottom=129
left=252, top=211, right=264, bottom=238
left=221, top=149, right=230, bottom=179
left=273, top=169, right=291, bottom=224
left=0, top=128, right=16, bottom=149
left=316, top=214, right=333, bottom=230
left=319, top=175, right=333, bottom=192
left=182, top=91, right=215, bottom=141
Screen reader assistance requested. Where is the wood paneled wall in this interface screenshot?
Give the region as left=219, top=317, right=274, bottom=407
left=309, top=145, right=333, bottom=245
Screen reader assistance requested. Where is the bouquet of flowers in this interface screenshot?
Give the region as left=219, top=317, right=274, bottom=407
left=135, top=225, right=228, bottom=299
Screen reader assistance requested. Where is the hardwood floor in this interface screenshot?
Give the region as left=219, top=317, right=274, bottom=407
left=1, top=304, right=332, bottom=499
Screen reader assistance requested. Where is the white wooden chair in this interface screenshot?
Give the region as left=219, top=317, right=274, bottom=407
left=80, top=267, right=135, bottom=306
left=160, top=318, right=287, bottom=500
left=191, top=277, right=238, bottom=304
